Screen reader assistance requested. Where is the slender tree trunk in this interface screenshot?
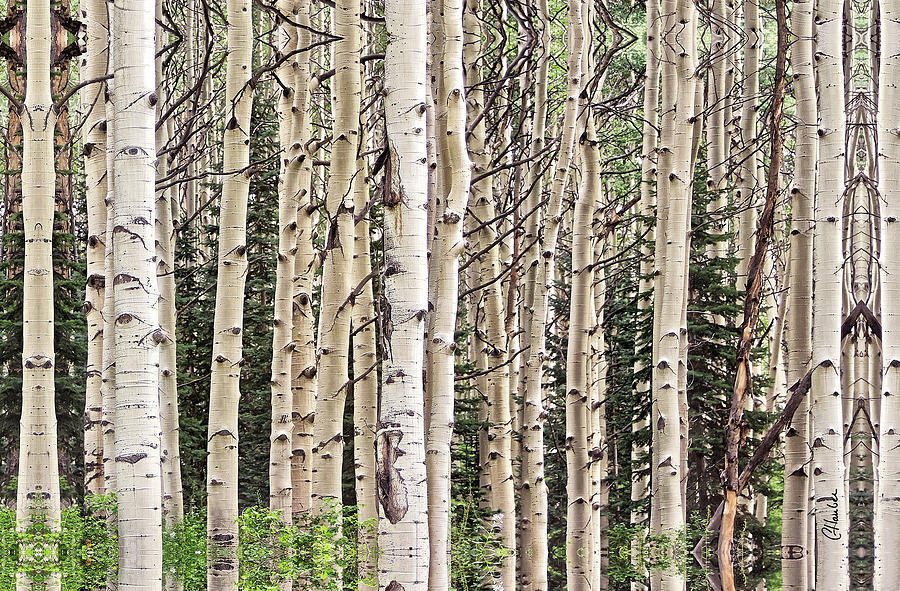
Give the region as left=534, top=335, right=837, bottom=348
left=567, top=109, right=597, bottom=591
left=781, top=0, right=815, bottom=582
left=811, top=0, right=850, bottom=585
left=111, top=0, right=163, bottom=586
left=81, top=0, right=109, bottom=498
left=155, top=0, right=183, bottom=541
left=875, top=0, right=900, bottom=585
left=269, top=0, right=299, bottom=531
left=378, top=1, right=430, bottom=589
left=650, top=0, right=696, bottom=586
left=17, top=0, right=61, bottom=587
left=353, top=149, right=378, bottom=591
left=290, top=0, right=317, bottom=520
left=310, top=0, right=360, bottom=535
left=425, top=0, right=471, bottom=584
left=207, top=0, right=253, bottom=580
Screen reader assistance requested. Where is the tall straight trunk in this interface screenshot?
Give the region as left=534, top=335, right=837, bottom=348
left=812, top=0, right=850, bottom=586
left=651, top=0, right=696, bottom=587
left=156, top=0, right=183, bottom=536
left=735, top=0, right=760, bottom=282
left=705, top=0, right=730, bottom=261
left=269, top=0, right=299, bottom=529
left=464, top=2, right=516, bottom=586
left=781, top=1, right=815, bottom=582
left=521, top=0, right=580, bottom=586
left=207, top=0, right=253, bottom=581
left=566, top=110, right=596, bottom=591
left=111, top=0, right=163, bottom=586
left=425, top=0, right=470, bottom=585
left=81, top=0, right=109, bottom=497
left=352, top=151, right=378, bottom=591
left=290, top=0, right=316, bottom=519
left=17, top=0, right=61, bottom=588
left=633, top=0, right=659, bottom=587
left=311, top=0, right=360, bottom=526
left=378, top=1, right=430, bottom=589
left=875, top=0, right=900, bottom=585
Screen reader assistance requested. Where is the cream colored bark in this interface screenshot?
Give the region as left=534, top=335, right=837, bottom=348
left=425, top=0, right=470, bottom=586
left=705, top=0, right=729, bottom=260
left=155, top=0, right=183, bottom=538
left=110, top=0, right=164, bottom=587
left=81, top=0, right=109, bottom=497
left=650, top=0, right=696, bottom=586
left=206, top=0, right=253, bottom=581
left=780, top=1, right=815, bottom=587
left=811, top=0, right=850, bottom=586
left=632, top=1, right=659, bottom=586
left=875, top=0, right=900, bottom=585
left=566, top=110, right=597, bottom=591
left=520, top=0, right=580, bottom=587
left=289, top=0, right=316, bottom=519
left=735, top=0, right=760, bottom=282
left=378, top=1, right=430, bottom=589
left=310, top=0, right=360, bottom=528
left=464, top=1, right=516, bottom=586
left=17, top=0, right=61, bottom=588
left=352, top=154, right=378, bottom=591
left=269, top=0, right=299, bottom=529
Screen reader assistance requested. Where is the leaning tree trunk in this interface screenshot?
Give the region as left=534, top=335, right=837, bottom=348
left=876, top=0, right=900, bottom=586
left=811, top=0, right=850, bottom=586
left=81, top=0, right=108, bottom=498
left=310, top=0, right=360, bottom=537
left=781, top=0, right=816, bottom=585
left=17, top=0, right=61, bottom=588
left=110, top=0, right=164, bottom=587
left=377, top=1, right=430, bottom=589
left=425, top=0, right=471, bottom=585
left=206, top=0, right=253, bottom=582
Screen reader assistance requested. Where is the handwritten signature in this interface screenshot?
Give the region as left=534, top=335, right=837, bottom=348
left=821, top=489, right=841, bottom=541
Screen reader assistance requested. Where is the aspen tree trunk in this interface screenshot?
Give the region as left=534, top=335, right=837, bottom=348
left=311, top=0, right=360, bottom=527
left=705, top=0, right=730, bottom=261
left=517, top=0, right=551, bottom=584
left=352, top=152, right=378, bottom=591
left=781, top=0, right=815, bottom=575
left=378, top=2, right=430, bottom=589
left=155, top=0, right=183, bottom=537
left=651, top=0, right=696, bottom=586
left=425, top=0, right=471, bottom=585
left=812, top=0, right=850, bottom=585
left=111, top=0, right=164, bottom=586
left=269, top=0, right=298, bottom=530
left=290, top=0, right=317, bottom=519
left=735, top=0, right=761, bottom=283
left=521, top=0, right=581, bottom=586
left=567, top=109, right=597, bottom=591
left=633, top=0, right=660, bottom=586
left=101, top=26, right=119, bottom=496
left=464, top=2, right=516, bottom=586
left=875, top=0, right=900, bottom=585
left=81, top=0, right=109, bottom=497
left=17, top=0, right=61, bottom=588
left=207, top=0, right=253, bottom=580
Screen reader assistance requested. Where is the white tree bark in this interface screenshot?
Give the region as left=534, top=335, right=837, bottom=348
left=378, top=1, right=430, bottom=588
left=81, top=0, right=109, bottom=497
left=811, top=0, right=850, bottom=586
left=111, top=0, right=164, bottom=587
left=875, top=0, right=900, bottom=585
left=206, top=0, right=253, bottom=582
left=17, top=0, right=61, bottom=588
left=425, top=0, right=470, bottom=585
